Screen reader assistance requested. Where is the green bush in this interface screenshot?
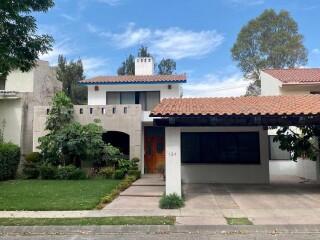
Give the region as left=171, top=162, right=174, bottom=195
left=117, top=180, right=131, bottom=191
left=23, top=163, right=40, bottom=179
left=98, top=167, right=115, bottom=179
left=57, top=165, right=87, bottom=180
left=118, top=159, right=132, bottom=173
left=126, top=175, right=137, bottom=183
left=159, top=193, right=185, bottom=209
left=114, top=169, right=125, bottom=179
left=40, top=165, right=57, bottom=179
left=25, top=152, right=43, bottom=163
left=0, top=142, right=20, bottom=181
left=127, top=170, right=141, bottom=179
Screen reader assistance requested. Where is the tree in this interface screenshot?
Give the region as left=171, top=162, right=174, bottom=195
left=137, top=46, right=151, bottom=57
left=117, top=54, right=135, bottom=76
left=158, top=58, right=176, bottom=75
left=231, top=9, right=308, bottom=96
left=56, top=55, right=87, bottom=104
left=0, top=0, right=54, bottom=89
left=274, top=126, right=320, bottom=162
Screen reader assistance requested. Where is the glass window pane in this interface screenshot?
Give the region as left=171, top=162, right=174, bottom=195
left=218, top=133, right=238, bottom=163
left=238, top=132, right=260, bottom=164
left=120, top=92, right=135, bottom=104
left=146, top=91, right=160, bottom=111
left=106, top=92, right=120, bottom=105
left=157, top=141, right=164, bottom=154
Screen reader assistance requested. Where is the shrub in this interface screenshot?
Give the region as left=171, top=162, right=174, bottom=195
left=23, top=163, right=40, bottom=179
left=98, top=167, right=115, bottom=179
left=118, top=159, right=132, bottom=173
left=57, top=165, right=87, bottom=180
left=127, top=170, right=141, bottom=179
left=0, top=142, right=20, bottom=181
left=117, top=180, right=131, bottom=191
left=25, top=152, right=43, bottom=163
left=114, top=169, right=125, bottom=179
left=40, top=165, right=57, bottom=179
left=126, top=175, right=137, bottom=183
left=159, top=193, right=185, bottom=209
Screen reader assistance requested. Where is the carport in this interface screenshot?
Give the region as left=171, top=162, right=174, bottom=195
left=150, top=94, right=320, bottom=196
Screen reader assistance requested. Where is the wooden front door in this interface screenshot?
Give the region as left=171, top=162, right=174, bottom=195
left=145, top=136, right=165, bottom=174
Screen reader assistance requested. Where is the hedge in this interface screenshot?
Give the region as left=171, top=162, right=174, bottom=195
left=0, top=142, right=20, bottom=181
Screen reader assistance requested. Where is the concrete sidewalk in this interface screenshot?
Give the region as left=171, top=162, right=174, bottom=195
left=1, top=175, right=320, bottom=226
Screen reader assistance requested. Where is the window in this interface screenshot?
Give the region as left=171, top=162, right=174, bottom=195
left=89, top=108, right=93, bottom=114
left=269, top=135, right=291, bottom=160
left=120, top=92, right=135, bottom=104
left=79, top=108, right=83, bottom=114
left=181, top=132, right=260, bottom=164
left=106, top=92, right=120, bottom=104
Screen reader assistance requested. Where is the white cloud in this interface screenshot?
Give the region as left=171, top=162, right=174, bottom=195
left=40, top=39, right=73, bottom=65
left=96, top=0, right=123, bottom=6
left=229, top=0, right=264, bottom=5
left=99, top=23, right=224, bottom=60
left=86, top=23, right=99, bottom=33
left=183, top=73, right=250, bottom=98
left=312, top=48, right=320, bottom=54
left=82, top=57, right=111, bottom=78
left=60, top=13, right=77, bottom=22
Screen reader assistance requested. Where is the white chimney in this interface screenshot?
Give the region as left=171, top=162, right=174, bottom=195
left=135, top=57, right=154, bottom=75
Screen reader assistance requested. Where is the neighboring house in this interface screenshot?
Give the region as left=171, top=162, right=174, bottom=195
left=261, top=68, right=320, bottom=181
left=0, top=60, right=61, bottom=157
left=150, top=95, right=320, bottom=196
left=33, top=57, right=186, bottom=174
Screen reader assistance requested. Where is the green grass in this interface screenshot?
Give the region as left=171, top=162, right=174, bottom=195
left=225, top=217, right=253, bottom=225
left=0, top=217, right=175, bottom=226
left=0, top=180, right=120, bottom=211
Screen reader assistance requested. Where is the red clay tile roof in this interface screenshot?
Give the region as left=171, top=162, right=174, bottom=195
left=150, top=95, right=320, bottom=116
left=262, top=68, right=320, bottom=84
left=78, top=74, right=186, bottom=85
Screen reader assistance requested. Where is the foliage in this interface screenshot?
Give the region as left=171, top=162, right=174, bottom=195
left=273, top=126, right=320, bottom=161
left=118, top=159, right=133, bottom=173
left=0, top=0, right=54, bottom=87
left=137, top=46, right=151, bottom=57
left=159, top=193, right=185, bottom=209
left=158, top=58, right=176, bottom=75
left=117, top=54, right=135, bottom=75
left=226, top=218, right=253, bottom=225
left=23, top=163, right=40, bottom=179
left=39, top=165, right=57, bottom=179
left=231, top=9, right=308, bottom=96
left=0, top=142, right=20, bottom=180
left=127, top=170, right=141, bottom=179
left=44, top=92, right=73, bottom=132
left=0, top=179, right=120, bottom=210
left=114, top=169, right=125, bottom=180
left=25, top=152, right=43, bottom=163
left=57, top=165, right=87, bottom=180
left=98, top=167, right=115, bottom=179
left=56, top=55, right=87, bottom=104
left=0, top=216, right=175, bottom=226
left=0, top=119, right=6, bottom=143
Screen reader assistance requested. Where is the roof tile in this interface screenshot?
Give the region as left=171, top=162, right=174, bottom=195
left=78, top=74, right=186, bottom=85
left=262, top=68, right=320, bottom=83
left=150, top=95, right=320, bottom=116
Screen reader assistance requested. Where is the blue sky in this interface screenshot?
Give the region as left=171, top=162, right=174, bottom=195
left=36, top=0, right=320, bottom=97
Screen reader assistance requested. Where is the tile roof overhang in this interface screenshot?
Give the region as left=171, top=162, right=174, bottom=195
left=262, top=68, right=320, bottom=84
left=77, top=74, right=186, bottom=85
left=150, top=95, right=320, bottom=127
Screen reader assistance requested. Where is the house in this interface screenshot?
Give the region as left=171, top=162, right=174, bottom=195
left=0, top=60, right=61, bottom=157
left=150, top=95, right=320, bottom=196
left=33, top=57, right=186, bottom=174
left=261, top=68, right=320, bottom=181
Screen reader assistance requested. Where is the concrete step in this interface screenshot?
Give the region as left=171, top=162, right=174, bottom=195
left=119, top=185, right=164, bottom=197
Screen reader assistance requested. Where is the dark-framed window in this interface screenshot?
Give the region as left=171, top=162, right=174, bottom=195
left=268, top=135, right=291, bottom=160
left=181, top=132, right=260, bottom=164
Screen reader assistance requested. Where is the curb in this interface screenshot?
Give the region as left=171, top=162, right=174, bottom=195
left=1, top=224, right=320, bottom=235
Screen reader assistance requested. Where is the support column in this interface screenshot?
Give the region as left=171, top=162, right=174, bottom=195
left=165, top=127, right=181, bottom=196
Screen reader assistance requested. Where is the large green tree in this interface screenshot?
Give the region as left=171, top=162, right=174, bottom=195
left=158, top=58, right=176, bottom=75
left=117, top=54, right=135, bottom=76
left=56, top=55, right=87, bottom=104
left=231, top=9, right=308, bottom=96
left=0, top=0, right=54, bottom=89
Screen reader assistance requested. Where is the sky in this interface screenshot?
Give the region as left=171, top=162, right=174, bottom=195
left=36, top=0, right=320, bottom=98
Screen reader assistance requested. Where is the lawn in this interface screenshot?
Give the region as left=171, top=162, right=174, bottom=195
left=0, top=217, right=175, bottom=226
left=0, top=180, right=120, bottom=211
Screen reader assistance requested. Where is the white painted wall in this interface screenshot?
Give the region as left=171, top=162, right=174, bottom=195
left=0, top=99, right=22, bottom=146
left=180, top=126, right=269, bottom=184
left=296, top=158, right=317, bottom=181
left=6, top=69, right=34, bottom=92
left=165, top=127, right=182, bottom=196
left=87, top=84, right=180, bottom=105
left=260, top=72, right=282, bottom=96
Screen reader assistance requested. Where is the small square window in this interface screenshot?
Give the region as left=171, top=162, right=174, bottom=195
left=112, top=107, right=116, bottom=114
left=80, top=108, right=83, bottom=114
left=102, top=108, right=105, bottom=114
left=89, top=108, right=93, bottom=114
left=124, top=107, right=127, bottom=114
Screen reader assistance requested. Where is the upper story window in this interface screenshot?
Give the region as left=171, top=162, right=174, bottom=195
left=106, top=91, right=160, bottom=111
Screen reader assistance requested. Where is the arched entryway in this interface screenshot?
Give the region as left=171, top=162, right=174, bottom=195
left=102, top=131, right=130, bottom=159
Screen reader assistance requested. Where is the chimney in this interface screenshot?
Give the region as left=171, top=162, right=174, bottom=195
left=135, top=57, right=154, bottom=76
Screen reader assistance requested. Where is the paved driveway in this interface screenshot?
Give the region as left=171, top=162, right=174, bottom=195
left=179, top=176, right=320, bottom=225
